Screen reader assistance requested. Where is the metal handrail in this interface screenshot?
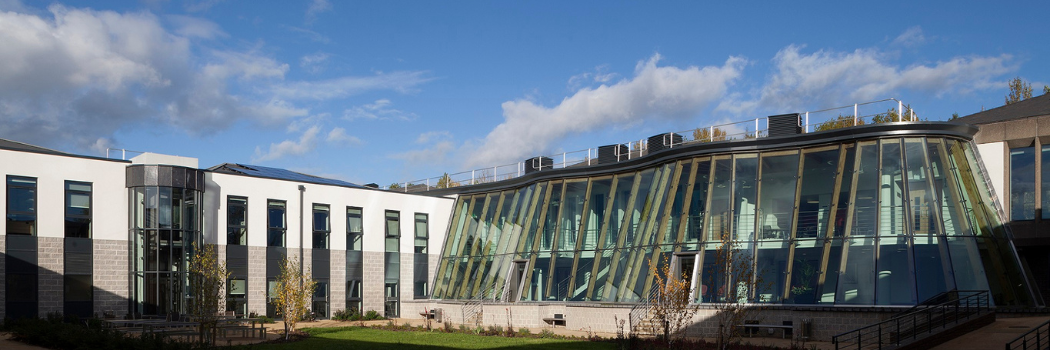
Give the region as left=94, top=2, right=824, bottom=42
left=832, top=290, right=991, bottom=350
left=396, top=98, right=915, bottom=192
left=1006, top=318, right=1050, bottom=350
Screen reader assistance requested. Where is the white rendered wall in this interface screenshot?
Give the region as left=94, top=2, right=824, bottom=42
left=976, top=142, right=1006, bottom=202
left=0, top=150, right=129, bottom=240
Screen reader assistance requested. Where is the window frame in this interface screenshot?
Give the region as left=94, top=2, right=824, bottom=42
left=227, top=196, right=248, bottom=245
left=7, top=175, right=37, bottom=236
left=64, top=181, right=92, bottom=238
left=313, top=203, right=330, bottom=249
left=267, top=200, right=287, bottom=247
left=347, top=207, right=363, bottom=251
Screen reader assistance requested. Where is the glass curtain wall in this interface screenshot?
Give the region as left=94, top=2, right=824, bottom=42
left=130, top=186, right=201, bottom=316
left=434, top=136, right=1034, bottom=306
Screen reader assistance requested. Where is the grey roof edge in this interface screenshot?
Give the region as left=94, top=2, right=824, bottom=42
left=956, top=93, right=1050, bottom=125
left=0, top=138, right=131, bottom=164
left=206, top=162, right=452, bottom=198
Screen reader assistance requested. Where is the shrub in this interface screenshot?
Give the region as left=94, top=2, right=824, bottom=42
left=332, top=308, right=361, bottom=321
left=3, top=316, right=202, bottom=350
left=539, top=328, right=556, bottom=338
left=363, top=310, right=383, bottom=321
left=518, top=327, right=531, bottom=336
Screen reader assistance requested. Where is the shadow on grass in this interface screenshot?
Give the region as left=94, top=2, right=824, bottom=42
left=243, top=327, right=616, bottom=350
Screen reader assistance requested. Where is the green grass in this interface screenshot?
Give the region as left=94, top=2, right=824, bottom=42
left=244, top=327, right=616, bottom=350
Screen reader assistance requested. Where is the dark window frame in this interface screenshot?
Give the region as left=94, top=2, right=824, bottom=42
left=313, top=203, right=330, bottom=249
left=64, top=181, right=92, bottom=238
left=347, top=207, right=363, bottom=251
left=267, top=200, right=287, bottom=247
left=7, top=175, right=37, bottom=236
left=227, top=196, right=248, bottom=245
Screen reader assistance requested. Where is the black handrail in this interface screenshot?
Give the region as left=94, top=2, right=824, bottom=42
left=1006, top=318, right=1050, bottom=350
left=832, top=290, right=991, bottom=350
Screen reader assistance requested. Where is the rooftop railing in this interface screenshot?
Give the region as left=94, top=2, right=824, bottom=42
left=393, top=98, right=919, bottom=193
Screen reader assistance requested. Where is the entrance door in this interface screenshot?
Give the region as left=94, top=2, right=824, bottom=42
left=505, top=260, right=529, bottom=302
left=384, top=282, right=399, bottom=317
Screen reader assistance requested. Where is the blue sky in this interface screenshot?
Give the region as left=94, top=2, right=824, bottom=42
left=1, top=0, right=1047, bottom=186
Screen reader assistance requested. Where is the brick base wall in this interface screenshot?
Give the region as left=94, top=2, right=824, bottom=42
left=38, top=237, right=63, bottom=316
left=94, top=239, right=128, bottom=317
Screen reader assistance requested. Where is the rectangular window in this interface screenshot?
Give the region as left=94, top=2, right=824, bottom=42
left=346, top=279, right=362, bottom=312
left=1042, top=145, right=1050, bottom=219
left=385, top=210, right=400, bottom=252
left=65, top=181, right=92, bottom=238
left=347, top=207, right=363, bottom=251
left=7, top=176, right=37, bottom=235
left=227, top=278, right=247, bottom=316
left=313, top=204, right=330, bottom=249
left=267, top=200, right=286, bottom=247
left=414, top=213, right=429, bottom=298
left=1010, top=147, right=1036, bottom=220
left=227, top=196, right=247, bottom=245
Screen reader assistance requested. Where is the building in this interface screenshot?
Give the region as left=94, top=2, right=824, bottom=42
left=419, top=104, right=1039, bottom=340
left=956, top=93, right=1050, bottom=300
left=0, top=141, right=453, bottom=320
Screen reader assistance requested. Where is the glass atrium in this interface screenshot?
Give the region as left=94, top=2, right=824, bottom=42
left=432, top=136, right=1035, bottom=307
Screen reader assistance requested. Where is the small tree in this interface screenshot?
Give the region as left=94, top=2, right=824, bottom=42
left=705, top=231, right=767, bottom=349
left=1044, top=85, right=1049, bottom=95
left=436, top=173, right=458, bottom=189
left=814, top=115, right=863, bottom=131
left=271, top=255, right=317, bottom=340
left=648, top=255, right=699, bottom=347
left=187, top=242, right=229, bottom=344
left=693, top=127, right=727, bottom=142
left=388, top=183, right=403, bottom=190
left=1005, top=77, right=1033, bottom=104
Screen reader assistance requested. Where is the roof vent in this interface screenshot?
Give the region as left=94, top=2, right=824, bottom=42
left=524, top=156, right=553, bottom=174
left=597, top=144, right=628, bottom=164
left=767, top=113, right=802, bottom=137
left=647, top=133, right=683, bottom=154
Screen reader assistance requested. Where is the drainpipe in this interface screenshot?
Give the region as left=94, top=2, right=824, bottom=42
left=298, top=185, right=306, bottom=287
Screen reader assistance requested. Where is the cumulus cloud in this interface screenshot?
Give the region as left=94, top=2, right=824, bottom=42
left=718, top=45, right=1015, bottom=115
left=567, top=64, right=620, bottom=91
left=326, top=127, right=362, bottom=146
left=391, top=131, right=456, bottom=166
left=466, top=54, right=746, bottom=167
left=342, top=99, right=417, bottom=121
left=252, top=125, right=320, bottom=162
left=0, top=4, right=430, bottom=153
left=284, top=25, right=330, bottom=44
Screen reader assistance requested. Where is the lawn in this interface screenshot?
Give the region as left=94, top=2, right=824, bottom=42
left=245, top=327, right=617, bottom=350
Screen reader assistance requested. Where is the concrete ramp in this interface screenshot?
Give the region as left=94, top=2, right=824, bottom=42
left=932, top=317, right=1050, bottom=350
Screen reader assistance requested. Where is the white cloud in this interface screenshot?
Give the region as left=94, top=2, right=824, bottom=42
left=466, top=53, right=745, bottom=167
left=305, top=0, right=331, bottom=24
left=300, top=52, right=330, bottom=73
left=416, top=131, right=451, bottom=144
left=893, top=26, right=926, bottom=47
left=252, top=125, right=320, bottom=162
left=274, top=72, right=432, bottom=100
left=391, top=131, right=456, bottom=166
left=343, top=99, right=417, bottom=121
left=326, top=127, right=362, bottom=146
left=166, top=15, right=226, bottom=39
left=184, top=0, right=224, bottom=13
left=285, top=25, right=330, bottom=44
left=718, top=45, right=1015, bottom=115
left=567, top=64, right=620, bottom=91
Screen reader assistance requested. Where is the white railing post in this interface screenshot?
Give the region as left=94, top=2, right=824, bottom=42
left=562, top=152, right=567, bottom=168
left=472, top=170, right=475, bottom=185
left=898, top=100, right=903, bottom=122
left=493, top=166, right=497, bottom=182
left=426, top=178, right=430, bottom=189
left=709, top=126, right=714, bottom=141
left=122, top=149, right=126, bottom=160
left=755, top=118, right=759, bottom=138
left=805, top=112, right=810, bottom=133
left=853, top=103, right=858, bottom=126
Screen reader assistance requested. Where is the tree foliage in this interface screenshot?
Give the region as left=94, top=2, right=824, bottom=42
left=693, top=127, right=727, bottom=142
left=388, top=183, right=403, bottom=189
left=647, top=255, right=700, bottom=347
left=1044, top=85, right=1050, bottom=95
left=437, top=172, right=459, bottom=189
left=188, top=242, right=229, bottom=344
left=1006, top=77, right=1033, bottom=104
left=271, top=255, right=317, bottom=340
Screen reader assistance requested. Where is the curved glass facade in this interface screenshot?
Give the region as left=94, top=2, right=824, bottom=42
left=432, top=135, right=1035, bottom=307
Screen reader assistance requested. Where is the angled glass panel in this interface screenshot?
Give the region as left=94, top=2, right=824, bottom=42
left=583, top=178, right=612, bottom=250
left=758, top=151, right=799, bottom=240
left=755, top=239, right=789, bottom=303
left=927, top=139, right=974, bottom=236
left=558, top=181, right=587, bottom=251
left=817, top=238, right=844, bottom=304
left=604, top=174, right=635, bottom=249
left=664, top=162, right=693, bottom=246
left=851, top=141, right=879, bottom=237
left=904, top=138, right=939, bottom=236
left=789, top=239, right=823, bottom=304
left=879, top=139, right=906, bottom=237
left=540, top=183, right=564, bottom=252
left=685, top=159, right=712, bottom=250
left=913, top=235, right=954, bottom=302
left=733, top=154, right=759, bottom=241
left=589, top=249, right=615, bottom=301
left=876, top=235, right=915, bottom=305
left=837, top=237, right=875, bottom=305
left=623, top=169, right=656, bottom=247
left=832, top=144, right=857, bottom=237
left=518, top=182, right=548, bottom=256
left=798, top=147, right=840, bottom=239
left=946, top=236, right=989, bottom=292
left=639, top=164, right=676, bottom=246
left=707, top=156, right=733, bottom=241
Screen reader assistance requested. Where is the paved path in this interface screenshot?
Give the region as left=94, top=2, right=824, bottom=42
left=932, top=316, right=1050, bottom=350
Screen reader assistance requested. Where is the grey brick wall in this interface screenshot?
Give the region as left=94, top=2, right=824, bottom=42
left=38, top=237, right=63, bottom=316
left=363, top=251, right=384, bottom=314
left=330, top=250, right=346, bottom=312
left=0, top=235, right=6, bottom=320
left=94, top=239, right=128, bottom=317
left=247, top=246, right=266, bottom=316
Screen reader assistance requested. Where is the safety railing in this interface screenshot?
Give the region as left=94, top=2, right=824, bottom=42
left=395, top=98, right=918, bottom=193
left=1006, top=318, right=1050, bottom=350
left=832, top=290, right=991, bottom=350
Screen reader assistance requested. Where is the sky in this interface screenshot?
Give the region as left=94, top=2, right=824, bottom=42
left=1, top=0, right=1047, bottom=186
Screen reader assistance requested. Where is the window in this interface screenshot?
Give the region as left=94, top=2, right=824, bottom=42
left=227, top=197, right=247, bottom=245
left=7, top=176, right=36, bottom=235
left=313, top=204, right=330, bottom=249
left=1010, top=147, right=1036, bottom=220
left=414, top=213, right=429, bottom=298
left=347, top=207, right=363, bottom=251
left=65, top=181, right=91, bottom=238
left=227, top=278, right=246, bottom=316
left=346, top=280, right=362, bottom=312
left=1042, top=145, right=1050, bottom=219
left=267, top=200, right=286, bottom=247
left=313, top=280, right=329, bottom=318
left=385, top=210, right=400, bottom=252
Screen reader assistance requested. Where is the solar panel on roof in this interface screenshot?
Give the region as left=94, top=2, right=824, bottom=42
left=209, top=163, right=364, bottom=188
